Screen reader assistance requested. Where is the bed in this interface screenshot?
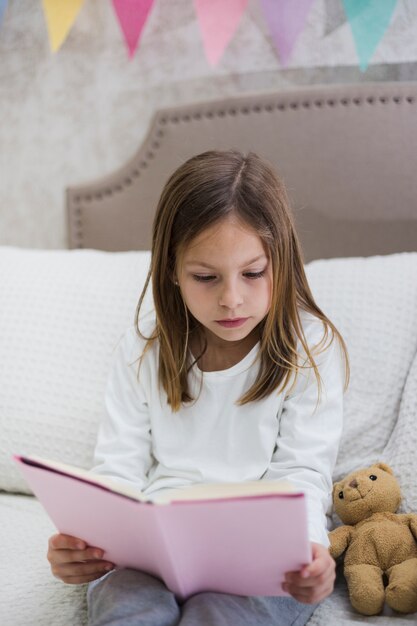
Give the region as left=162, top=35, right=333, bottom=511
left=1, top=81, right=417, bottom=625
left=67, top=81, right=417, bottom=259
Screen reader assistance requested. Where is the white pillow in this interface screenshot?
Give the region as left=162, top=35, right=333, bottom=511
left=2, top=247, right=416, bottom=495
left=0, top=247, right=153, bottom=494
left=382, top=349, right=417, bottom=513
left=305, top=252, right=417, bottom=481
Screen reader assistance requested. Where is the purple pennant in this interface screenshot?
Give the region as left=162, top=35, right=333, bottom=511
left=260, top=0, right=315, bottom=66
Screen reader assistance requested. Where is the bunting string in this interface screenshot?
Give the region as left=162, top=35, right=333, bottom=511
left=0, top=0, right=400, bottom=72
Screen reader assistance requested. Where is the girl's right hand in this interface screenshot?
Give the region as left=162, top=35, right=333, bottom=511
left=47, top=533, right=115, bottom=584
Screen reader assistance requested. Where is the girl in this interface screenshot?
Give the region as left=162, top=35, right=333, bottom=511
left=47, top=150, right=350, bottom=626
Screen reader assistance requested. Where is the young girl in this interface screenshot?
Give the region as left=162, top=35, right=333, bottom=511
left=47, top=150, right=350, bottom=626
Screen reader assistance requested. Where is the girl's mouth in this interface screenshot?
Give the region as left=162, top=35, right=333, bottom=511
left=216, top=318, right=248, bottom=328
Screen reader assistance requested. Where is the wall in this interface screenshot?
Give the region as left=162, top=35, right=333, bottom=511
left=0, top=0, right=416, bottom=249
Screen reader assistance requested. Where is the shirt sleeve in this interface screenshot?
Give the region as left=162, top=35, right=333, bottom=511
left=262, top=323, right=345, bottom=547
left=90, top=327, right=154, bottom=492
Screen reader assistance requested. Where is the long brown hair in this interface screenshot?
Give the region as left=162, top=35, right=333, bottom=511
left=135, top=150, right=350, bottom=412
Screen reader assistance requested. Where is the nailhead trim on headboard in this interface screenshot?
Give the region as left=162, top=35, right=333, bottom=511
left=70, top=92, right=415, bottom=249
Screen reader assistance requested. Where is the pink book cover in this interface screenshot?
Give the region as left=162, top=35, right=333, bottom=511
left=14, top=454, right=312, bottom=600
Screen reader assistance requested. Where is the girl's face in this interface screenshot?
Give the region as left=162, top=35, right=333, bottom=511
left=176, top=216, right=272, bottom=348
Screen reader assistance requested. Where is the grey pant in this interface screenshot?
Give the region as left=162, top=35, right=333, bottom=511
left=87, top=568, right=318, bottom=626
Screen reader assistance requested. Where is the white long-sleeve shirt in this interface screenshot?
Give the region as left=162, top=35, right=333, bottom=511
left=92, top=309, right=345, bottom=547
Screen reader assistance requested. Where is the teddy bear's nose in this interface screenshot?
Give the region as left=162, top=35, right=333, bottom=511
left=349, top=479, right=358, bottom=488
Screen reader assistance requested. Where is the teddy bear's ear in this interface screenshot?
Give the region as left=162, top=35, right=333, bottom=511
left=374, top=462, right=394, bottom=475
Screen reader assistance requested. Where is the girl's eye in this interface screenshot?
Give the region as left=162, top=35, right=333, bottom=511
left=192, top=271, right=265, bottom=283
left=245, top=271, right=265, bottom=279
left=193, top=275, right=215, bottom=282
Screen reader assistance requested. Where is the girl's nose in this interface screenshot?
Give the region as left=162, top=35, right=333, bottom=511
left=218, top=282, right=244, bottom=309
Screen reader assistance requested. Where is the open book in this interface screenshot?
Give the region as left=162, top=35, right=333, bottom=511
left=14, top=454, right=311, bottom=600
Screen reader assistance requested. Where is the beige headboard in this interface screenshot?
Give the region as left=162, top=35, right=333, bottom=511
left=67, top=81, right=417, bottom=262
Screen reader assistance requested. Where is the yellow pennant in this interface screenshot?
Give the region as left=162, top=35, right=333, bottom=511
left=42, top=0, right=85, bottom=52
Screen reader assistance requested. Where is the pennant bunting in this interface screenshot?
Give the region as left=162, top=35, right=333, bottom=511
left=1, top=0, right=399, bottom=75
left=112, top=0, right=155, bottom=59
left=342, top=0, right=398, bottom=71
left=0, top=0, right=8, bottom=28
left=42, top=0, right=85, bottom=53
left=260, top=0, right=315, bottom=67
left=323, top=0, right=347, bottom=36
left=194, top=0, right=248, bottom=67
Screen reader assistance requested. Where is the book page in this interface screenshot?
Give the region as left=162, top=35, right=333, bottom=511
left=151, top=479, right=299, bottom=504
left=20, top=456, right=300, bottom=505
left=21, top=456, right=147, bottom=502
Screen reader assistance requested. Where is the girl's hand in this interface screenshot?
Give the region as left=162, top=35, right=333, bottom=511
left=282, top=542, right=336, bottom=604
left=47, top=533, right=115, bottom=584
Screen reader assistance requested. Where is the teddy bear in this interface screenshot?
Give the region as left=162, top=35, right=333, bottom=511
left=328, top=462, right=417, bottom=616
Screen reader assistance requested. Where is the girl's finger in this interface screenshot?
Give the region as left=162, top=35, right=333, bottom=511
left=303, top=554, right=335, bottom=579
left=302, top=558, right=328, bottom=577
left=289, top=584, right=332, bottom=604
left=52, top=547, right=104, bottom=564
left=54, top=561, right=114, bottom=578
left=49, top=534, right=86, bottom=551
left=286, top=568, right=332, bottom=588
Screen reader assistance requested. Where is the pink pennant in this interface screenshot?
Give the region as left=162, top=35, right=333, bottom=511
left=260, top=0, right=315, bottom=66
left=112, top=0, right=155, bottom=59
left=194, top=0, right=248, bottom=67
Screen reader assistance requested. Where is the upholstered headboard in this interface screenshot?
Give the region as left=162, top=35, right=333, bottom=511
left=67, top=81, right=417, bottom=262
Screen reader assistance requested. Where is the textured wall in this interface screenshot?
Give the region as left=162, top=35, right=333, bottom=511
left=0, top=0, right=416, bottom=249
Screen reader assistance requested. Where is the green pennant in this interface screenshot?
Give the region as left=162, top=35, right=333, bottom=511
left=342, top=0, right=398, bottom=71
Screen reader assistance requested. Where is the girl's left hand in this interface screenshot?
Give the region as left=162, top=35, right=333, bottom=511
left=282, top=542, right=336, bottom=604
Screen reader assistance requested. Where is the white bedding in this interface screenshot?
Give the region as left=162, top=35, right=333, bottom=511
left=1, top=247, right=417, bottom=625
left=2, top=491, right=417, bottom=626
left=0, top=493, right=88, bottom=626
left=2, top=351, right=415, bottom=625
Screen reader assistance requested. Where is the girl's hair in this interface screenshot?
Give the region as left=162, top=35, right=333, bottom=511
left=135, top=150, right=350, bottom=412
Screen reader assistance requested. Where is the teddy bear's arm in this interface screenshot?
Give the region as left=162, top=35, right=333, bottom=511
left=404, top=513, right=417, bottom=540
left=328, top=525, right=353, bottom=559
